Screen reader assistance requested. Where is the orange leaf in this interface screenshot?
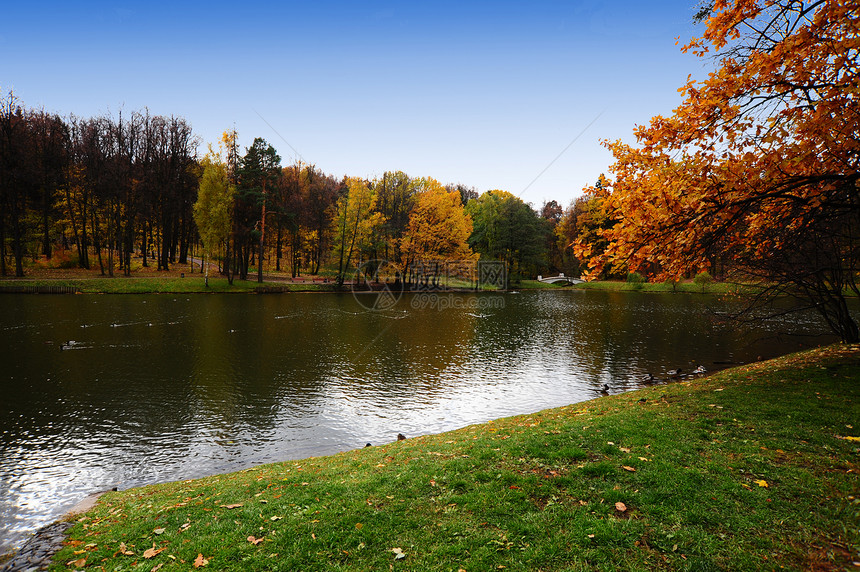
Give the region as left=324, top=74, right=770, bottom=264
left=615, top=501, right=628, bottom=512
left=193, top=553, right=209, bottom=568
left=247, top=535, right=264, bottom=546
left=220, top=504, right=243, bottom=509
left=143, top=544, right=166, bottom=559
left=622, top=466, right=636, bottom=472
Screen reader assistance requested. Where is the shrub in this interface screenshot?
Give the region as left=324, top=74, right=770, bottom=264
left=693, top=271, right=713, bottom=293
left=626, top=272, right=645, bottom=289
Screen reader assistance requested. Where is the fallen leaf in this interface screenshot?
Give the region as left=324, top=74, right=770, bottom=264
left=587, top=534, right=595, bottom=539
left=247, top=536, right=265, bottom=546
left=619, top=447, right=631, bottom=453
left=355, top=523, right=363, bottom=530
left=153, top=528, right=166, bottom=535
left=638, top=457, right=651, bottom=462
left=193, top=553, right=209, bottom=568
left=220, top=504, right=243, bottom=509
left=270, top=516, right=282, bottom=521
left=843, top=436, right=860, bottom=442
left=151, top=564, right=164, bottom=572
left=119, top=542, right=134, bottom=556
left=622, top=466, right=636, bottom=472
left=391, top=547, right=406, bottom=560
left=66, top=558, right=86, bottom=568
left=615, top=502, right=628, bottom=512
left=754, top=479, right=769, bottom=488
left=143, top=544, right=166, bottom=559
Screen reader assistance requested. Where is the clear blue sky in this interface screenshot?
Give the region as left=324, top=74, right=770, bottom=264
left=2, top=1, right=706, bottom=207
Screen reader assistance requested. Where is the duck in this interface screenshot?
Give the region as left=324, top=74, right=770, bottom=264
left=397, top=433, right=406, bottom=441
left=667, top=368, right=683, bottom=378
left=640, top=373, right=655, bottom=384
left=601, top=383, right=610, bottom=394
left=693, top=365, right=706, bottom=375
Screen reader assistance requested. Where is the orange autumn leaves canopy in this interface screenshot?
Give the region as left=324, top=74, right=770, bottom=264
left=576, top=0, right=860, bottom=283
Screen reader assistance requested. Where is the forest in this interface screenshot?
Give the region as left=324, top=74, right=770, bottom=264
left=0, top=93, right=609, bottom=285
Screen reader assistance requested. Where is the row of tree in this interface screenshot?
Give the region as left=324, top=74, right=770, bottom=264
left=1, top=91, right=598, bottom=283
left=0, top=95, right=198, bottom=277
left=195, top=136, right=586, bottom=287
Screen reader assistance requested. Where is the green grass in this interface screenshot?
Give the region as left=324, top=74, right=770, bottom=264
left=0, top=277, right=339, bottom=294
left=513, top=279, right=570, bottom=289
left=50, top=345, right=859, bottom=571
left=571, top=280, right=745, bottom=294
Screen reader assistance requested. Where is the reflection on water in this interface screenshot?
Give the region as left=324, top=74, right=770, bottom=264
left=0, top=290, right=837, bottom=552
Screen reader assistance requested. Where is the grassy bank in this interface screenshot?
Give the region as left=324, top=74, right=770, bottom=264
left=0, top=269, right=340, bottom=294
left=512, top=279, right=743, bottom=294
left=49, top=345, right=859, bottom=571
left=571, top=281, right=742, bottom=295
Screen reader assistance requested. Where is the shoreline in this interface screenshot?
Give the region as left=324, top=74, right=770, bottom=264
left=3, top=345, right=856, bottom=570
left=0, top=277, right=739, bottom=296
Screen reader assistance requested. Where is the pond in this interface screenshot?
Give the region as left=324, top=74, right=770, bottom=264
left=0, top=289, right=837, bottom=552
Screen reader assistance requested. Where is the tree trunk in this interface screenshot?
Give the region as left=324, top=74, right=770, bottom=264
left=0, top=210, right=6, bottom=276
left=42, top=187, right=52, bottom=259
left=10, top=193, right=25, bottom=277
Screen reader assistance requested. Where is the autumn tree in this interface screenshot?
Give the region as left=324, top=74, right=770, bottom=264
left=400, top=179, right=476, bottom=287
left=301, top=166, right=340, bottom=275
left=577, top=0, right=860, bottom=341
left=332, top=177, right=386, bottom=286
left=194, top=150, right=234, bottom=286
left=371, top=171, right=416, bottom=263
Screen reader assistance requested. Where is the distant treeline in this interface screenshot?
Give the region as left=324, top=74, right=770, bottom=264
left=1, top=90, right=610, bottom=281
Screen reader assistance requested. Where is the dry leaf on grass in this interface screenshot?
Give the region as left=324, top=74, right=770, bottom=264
left=143, top=543, right=166, bottom=559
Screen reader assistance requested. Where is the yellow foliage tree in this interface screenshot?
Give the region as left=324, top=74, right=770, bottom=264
left=400, top=178, right=476, bottom=287
left=332, top=177, right=386, bottom=285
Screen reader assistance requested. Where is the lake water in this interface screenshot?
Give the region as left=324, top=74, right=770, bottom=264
left=0, top=289, right=837, bottom=552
